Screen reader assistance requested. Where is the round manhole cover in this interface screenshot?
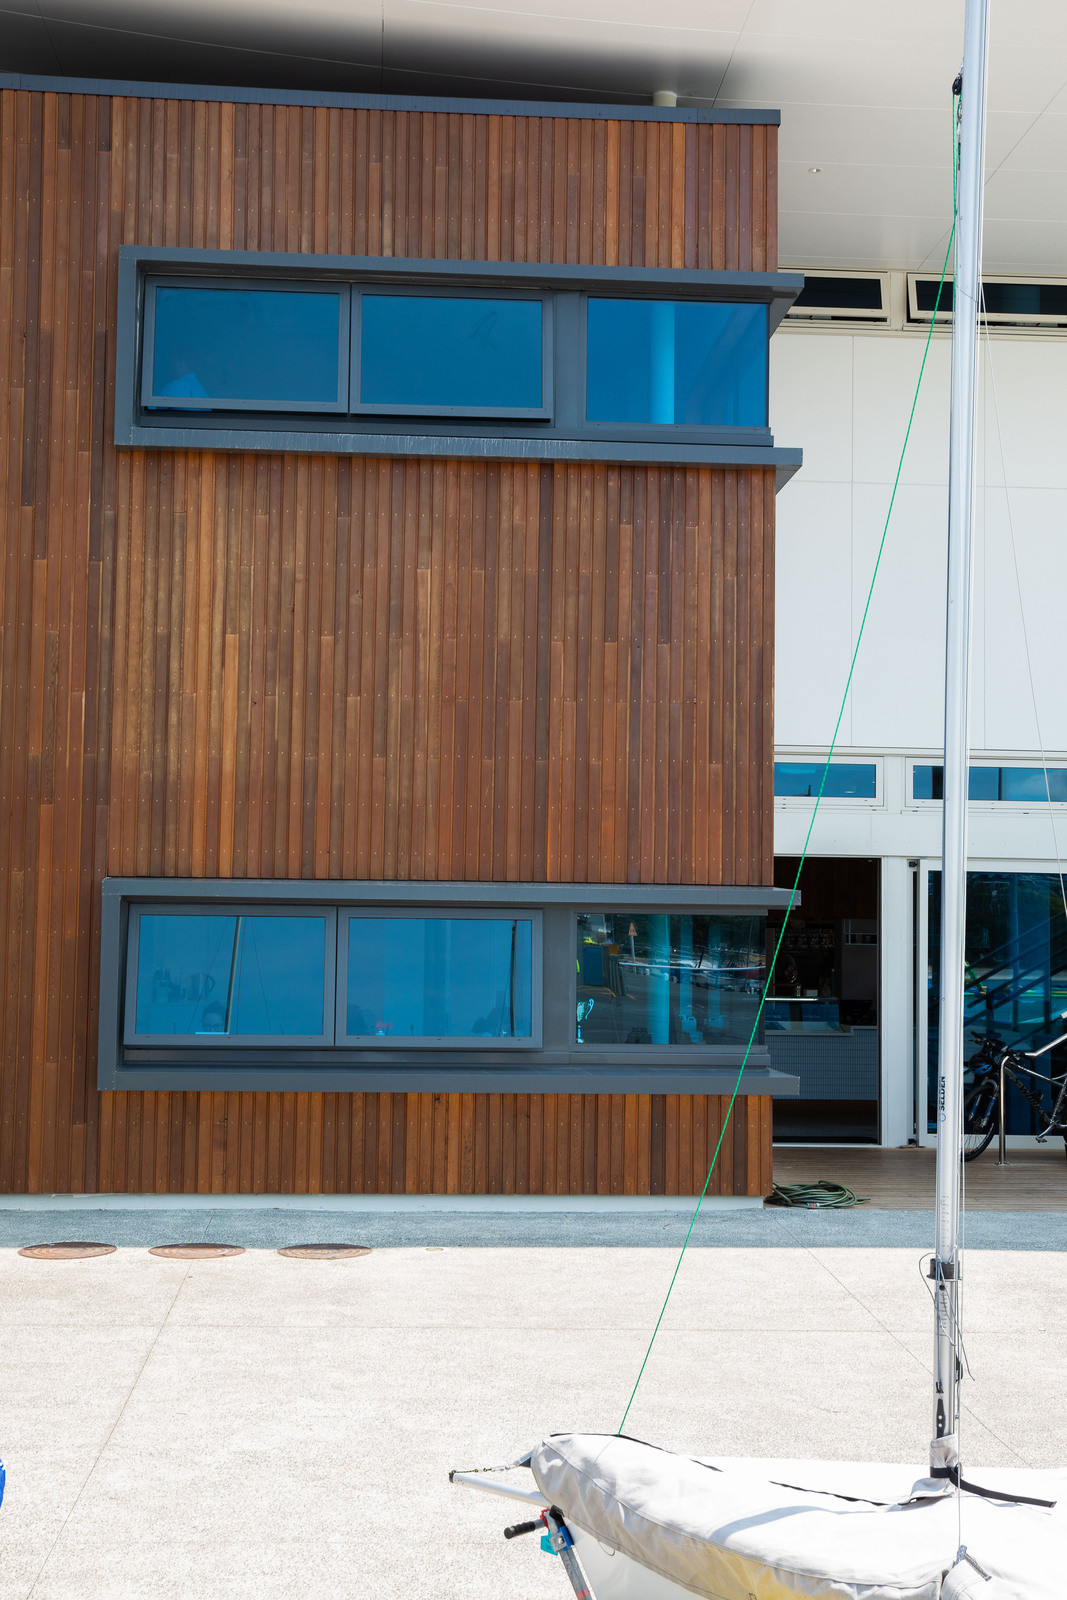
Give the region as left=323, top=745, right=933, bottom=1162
left=277, top=1243, right=372, bottom=1260
left=148, top=1243, right=246, bottom=1259
left=18, top=1242, right=117, bottom=1260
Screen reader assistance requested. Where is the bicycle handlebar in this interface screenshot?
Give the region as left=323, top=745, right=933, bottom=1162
left=969, top=1011, right=1067, bottom=1060
left=1024, top=1027, right=1067, bottom=1059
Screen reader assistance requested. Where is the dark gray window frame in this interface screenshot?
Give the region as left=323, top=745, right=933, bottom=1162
left=337, top=907, right=543, bottom=1047
left=99, top=878, right=801, bottom=1095
left=141, top=275, right=352, bottom=414
left=125, top=903, right=337, bottom=1046
left=115, top=247, right=804, bottom=484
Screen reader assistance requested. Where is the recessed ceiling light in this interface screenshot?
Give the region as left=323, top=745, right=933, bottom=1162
left=809, top=166, right=822, bottom=173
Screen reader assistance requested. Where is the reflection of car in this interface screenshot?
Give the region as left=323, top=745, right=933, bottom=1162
left=617, top=959, right=762, bottom=987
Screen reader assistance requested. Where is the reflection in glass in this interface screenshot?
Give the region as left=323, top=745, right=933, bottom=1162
left=133, top=914, right=327, bottom=1036
left=774, top=762, right=877, bottom=799
left=574, top=913, right=763, bottom=1046
left=585, top=299, right=767, bottom=426
left=148, top=286, right=342, bottom=406
left=927, top=871, right=1067, bottom=1133
left=360, top=295, right=542, bottom=410
left=914, top=764, right=1067, bottom=802
left=346, top=917, right=533, bottom=1038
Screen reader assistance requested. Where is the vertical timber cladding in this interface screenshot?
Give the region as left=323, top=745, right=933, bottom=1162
left=0, top=84, right=778, bottom=1195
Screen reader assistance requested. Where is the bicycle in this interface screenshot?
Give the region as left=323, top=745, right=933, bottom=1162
left=962, top=1016, right=1067, bottom=1162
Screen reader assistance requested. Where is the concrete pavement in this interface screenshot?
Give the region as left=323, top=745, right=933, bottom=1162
left=1, top=1238, right=1065, bottom=1598
left=2, top=1203, right=1067, bottom=1248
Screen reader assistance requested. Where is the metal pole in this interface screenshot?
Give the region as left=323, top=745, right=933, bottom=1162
left=996, top=1056, right=1009, bottom=1165
left=931, top=0, right=990, bottom=1480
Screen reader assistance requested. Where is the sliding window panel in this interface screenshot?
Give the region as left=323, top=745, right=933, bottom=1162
left=585, top=299, right=767, bottom=427
left=998, top=767, right=1067, bottom=802
left=142, top=279, right=350, bottom=412
left=125, top=907, right=336, bottom=1046
left=353, top=290, right=550, bottom=418
left=774, top=762, right=878, bottom=799
left=912, top=765, right=1067, bottom=802
left=338, top=910, right=541, bottom=1047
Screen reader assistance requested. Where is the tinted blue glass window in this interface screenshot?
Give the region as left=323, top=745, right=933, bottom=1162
left=574, top=913, right=763, bottom=1047
left=998, top=767, right=1067, bottom=802
left=585, top=299, right=767, bottom=426
left=148, top=285, right=342, bottom=406
left=914, top=765, right=1067, bottom=801
left=774, top=762, right=877, bottom=799
left=359, top=296, right=542, bottom=410
left=345, top=917, right=533, bottom=1038
left=132, top=913, right=327, bottom=1037
left=927, top=870, right=1067, bottom=1133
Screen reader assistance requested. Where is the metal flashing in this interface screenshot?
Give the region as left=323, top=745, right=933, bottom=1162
left=0, top=71, right=780, bottom=124
left=103, top=1063, right=798, bottom=1095
left=118, top=424, right=802, bottom=484
left=102, top=879, right=798, bottom=910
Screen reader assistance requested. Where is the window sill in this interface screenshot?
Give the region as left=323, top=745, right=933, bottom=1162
left=104, top=1058, right=798, bottom=1094
left=118, top=418, right=801, bottom=483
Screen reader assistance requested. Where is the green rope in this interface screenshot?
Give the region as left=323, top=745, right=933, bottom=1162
left=616, top=91, right=960, bottom=1438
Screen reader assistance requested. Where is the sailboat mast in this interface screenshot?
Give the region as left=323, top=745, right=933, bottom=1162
left=931, top=0, right=990, bottom=1473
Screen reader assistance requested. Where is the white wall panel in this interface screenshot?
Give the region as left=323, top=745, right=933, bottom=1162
left=850, top=334, right=950, bottom=485
left=773, top=478, right=854, bottom=746
left=977, top=486, right=1067, bottom=751
left=772, top=327, right=1067, bottom=756
left=770, top=333, right=853, bottom=481
left=979, top=341, right=1067, bottom=489
left=847, top=483, right=948, bottom=749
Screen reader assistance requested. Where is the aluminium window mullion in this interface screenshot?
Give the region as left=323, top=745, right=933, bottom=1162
left=349, top=286, right=362, bottom=411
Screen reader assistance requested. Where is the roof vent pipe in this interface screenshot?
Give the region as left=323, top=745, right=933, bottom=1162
left=652, top=90, right=678, bottom=107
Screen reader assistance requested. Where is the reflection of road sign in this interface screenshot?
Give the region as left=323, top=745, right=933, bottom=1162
left=628, top=922, right=637, bottom=938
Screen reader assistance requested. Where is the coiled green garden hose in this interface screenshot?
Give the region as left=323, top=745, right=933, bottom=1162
left=767, top=1180, right=869, bottom=1209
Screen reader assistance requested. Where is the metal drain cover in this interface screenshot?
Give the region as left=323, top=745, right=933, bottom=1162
left=18, top=1242, right=117, bottom=1259
left=277, top=1243, right=372, bottom=1260
left=148, top=1243, right=246, bottom=1259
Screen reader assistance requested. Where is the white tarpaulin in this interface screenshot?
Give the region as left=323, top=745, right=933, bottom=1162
left=529, top=1434, right=1067, bottom=1600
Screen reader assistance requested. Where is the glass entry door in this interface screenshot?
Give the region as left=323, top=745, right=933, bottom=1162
left=768, top=856, right=880, bottom=1143
left=918, top=861, right=1067, bottom=1145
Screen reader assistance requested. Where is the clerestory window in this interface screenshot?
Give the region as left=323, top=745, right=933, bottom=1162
left=119, top=248, right=797, bottom=464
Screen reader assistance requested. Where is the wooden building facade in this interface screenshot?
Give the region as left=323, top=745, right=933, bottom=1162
left=0, top=75, right=799, bottom=1196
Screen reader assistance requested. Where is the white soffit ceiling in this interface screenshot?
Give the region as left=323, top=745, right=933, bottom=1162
left=2, top=0, right=1066, bottom=273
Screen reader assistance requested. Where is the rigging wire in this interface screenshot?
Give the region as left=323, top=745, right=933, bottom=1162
left=616, top=90, right=961, bottom=1435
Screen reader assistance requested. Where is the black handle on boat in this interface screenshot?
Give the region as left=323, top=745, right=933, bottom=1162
left=503, top=1519, right=542, bottom=1540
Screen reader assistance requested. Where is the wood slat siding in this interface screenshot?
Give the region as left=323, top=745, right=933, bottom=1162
left=0, top=86, right=777, bottom=1195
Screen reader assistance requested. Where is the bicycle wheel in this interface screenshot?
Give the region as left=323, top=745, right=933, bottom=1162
left=963, top=1079, right=998, bottom=1161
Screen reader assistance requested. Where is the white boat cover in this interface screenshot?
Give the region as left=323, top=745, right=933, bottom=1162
left=529, top=1434, right=1067, bottom=1600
